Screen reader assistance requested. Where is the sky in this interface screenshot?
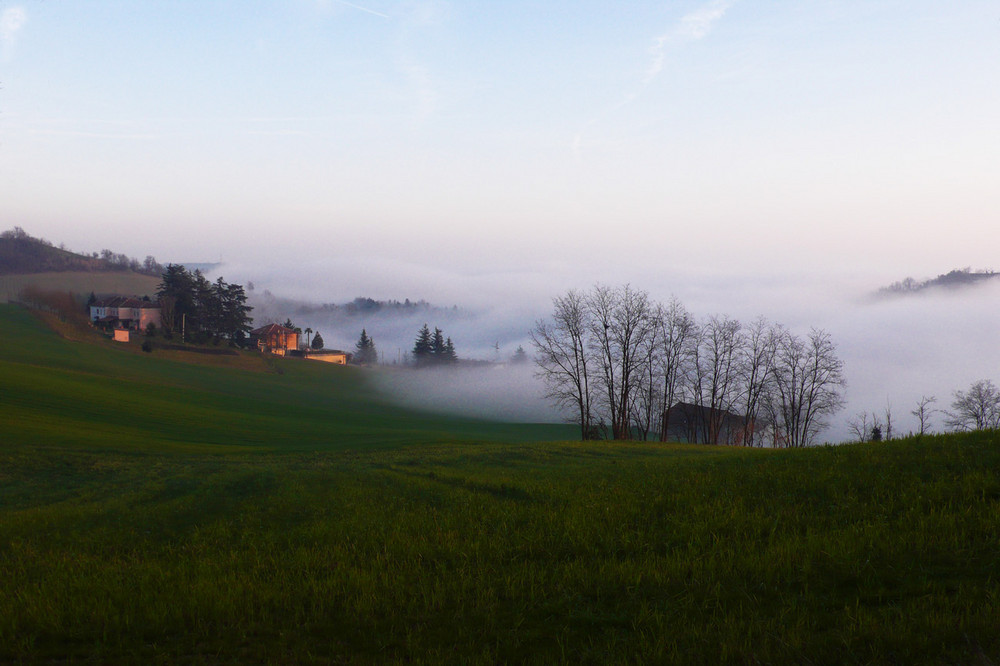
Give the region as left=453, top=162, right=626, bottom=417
left=3, top=1, right=1000, bottom=437
left=3, top=0, right=999, bottom=284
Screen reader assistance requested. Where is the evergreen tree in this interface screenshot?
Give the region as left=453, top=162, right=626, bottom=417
left=157, top=264, right=197, bottom=335
left=354, top=329, right=378, bottom=364
left=444, top=337, right=458, bottom=364
left=311, top=331, right=324, bottom=350
left=217, top=280, right=253, bottom=342
left=412, top=324, right=433, bottom=366
left=192, top=270, right=217, bottom=338
left=511, top=345, right=528, bottom=364
left=431, top=327, right=446, bottom=361
left=157, top=264, right=251, bottom=342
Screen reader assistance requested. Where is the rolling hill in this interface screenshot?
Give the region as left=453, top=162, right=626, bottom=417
left=0, top=229, right=163, bottom=303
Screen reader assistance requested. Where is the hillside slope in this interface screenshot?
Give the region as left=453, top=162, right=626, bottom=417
left=0, top=235, right=108, bottom=274
left=0, top=304, right=566, bottom=451
left=0, top=271, right=162, bottom=303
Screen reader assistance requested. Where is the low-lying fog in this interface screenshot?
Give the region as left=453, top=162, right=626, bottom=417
left=213, top=259, right=1000, bottom=444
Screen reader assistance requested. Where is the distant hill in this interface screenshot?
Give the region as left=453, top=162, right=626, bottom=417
left=0, top=226, right=168, bottom=277
left=0, top=231, right=108, bottom=275
left=0, top=227, right=166, bottom=302
left=876, top=268, right=1000, bottom=297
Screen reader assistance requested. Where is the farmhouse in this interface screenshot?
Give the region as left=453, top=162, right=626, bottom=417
left=663, top=402, right=751, bottom=446
left=249, top=323, right=300, bottom=356
left=90, top=296, right=161, bottom=331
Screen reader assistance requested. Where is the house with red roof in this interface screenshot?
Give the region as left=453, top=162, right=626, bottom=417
left=249, top=323, right=300, bottom=356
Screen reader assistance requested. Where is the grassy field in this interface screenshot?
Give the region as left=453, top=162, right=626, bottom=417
left=0, top=271, right=161, bottom=303
left=1, top=304, right=998, bottom=664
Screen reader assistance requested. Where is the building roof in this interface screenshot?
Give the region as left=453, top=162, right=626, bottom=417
left=92, top=295, right=159, bottom=309
left=666, top=401, right=744, bottom=423
left=250, top=323, right=298, bottom=336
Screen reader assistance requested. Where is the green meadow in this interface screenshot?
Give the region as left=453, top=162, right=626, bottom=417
left=1, top=304, right=998, bottom=664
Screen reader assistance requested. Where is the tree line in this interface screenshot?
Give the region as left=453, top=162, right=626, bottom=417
left=531, top=284, right=846, bottom=446
left=157, top=264, right=253, bottom=344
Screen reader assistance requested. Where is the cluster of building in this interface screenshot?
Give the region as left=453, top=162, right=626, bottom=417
left=90, top=296, right=162, bottom=331
left=89, top=296, right=349, bottom=363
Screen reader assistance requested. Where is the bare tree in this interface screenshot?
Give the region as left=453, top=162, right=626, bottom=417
left=883, top=400, right=893, bottom=441
left=848, top=411, right=872, bottom=443
left=945, top=380, right=1000, bottom=431
left=911, top=395, right=937, bottom=436
left=690, top=315, right=742, bottom=444
left=769, top=328, right=846, bottom=447
left=588, top=284, right=654, bottom=440
left=533, top=286, right=845, bottom=448
left=847, top=410, right=885, bottom=443
left=655, top=298, right=695, bottom=442
left=630, top=315, right=661, bottom=441
left=737, top=317, right=777, bottom=447
left=531, top=290, right=595, bottom=440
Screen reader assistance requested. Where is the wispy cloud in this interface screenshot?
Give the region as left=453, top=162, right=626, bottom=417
left=393, top=1, right=447, bottom=122
left=1, top=6, right=27, bottom=59
left=678, top=0, right=734, bottom=40
left=573, top=0, right=736, bottom=158
left=331, top=0, right=389, bottom=19
left=644, top=0, right=735, bottom=84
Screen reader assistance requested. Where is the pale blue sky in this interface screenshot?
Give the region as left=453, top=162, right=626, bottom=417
left=2, top=1, right=999, bottom=298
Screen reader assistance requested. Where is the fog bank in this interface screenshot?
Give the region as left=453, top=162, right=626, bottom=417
left=208, top=259, right=1000, bottom=444
left=370, top=364, right=559, bottom=424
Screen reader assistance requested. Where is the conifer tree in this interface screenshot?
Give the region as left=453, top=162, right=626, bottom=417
left=311, top=331, right=324, bottom=350
left=354, top=329, right=378, bottom=364
left=444, top=337, right=458, bottom=364
left=511, top=345, right=528, bottom=364
left=431, top=327, right=446, bottom=361
left=156, top=264, right=251, bottom=342
left=412, top=324, right=433, bottom=366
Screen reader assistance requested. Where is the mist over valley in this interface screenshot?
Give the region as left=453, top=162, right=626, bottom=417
left=207, top=258, right=1000, bottom=443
